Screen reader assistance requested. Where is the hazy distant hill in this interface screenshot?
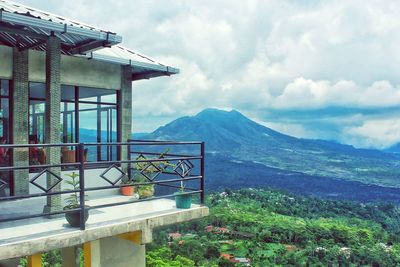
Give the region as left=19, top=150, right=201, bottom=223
left=143, top=108, right=400, bottom=188
left=385, top=143, right=400, bottom=154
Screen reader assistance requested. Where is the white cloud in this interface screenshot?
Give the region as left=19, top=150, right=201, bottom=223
left=259, top=121, right=313, bottom=139
left=274, top=78, right=400, bottom=109
left=16, top=0, right=400, bottom=147
left=344, top=118, right=400, bottom=148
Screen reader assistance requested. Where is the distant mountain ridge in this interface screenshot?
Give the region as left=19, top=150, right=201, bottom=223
left=385, top=143, right=400, bottom=154
left=143, top=108, right=400, bottom=188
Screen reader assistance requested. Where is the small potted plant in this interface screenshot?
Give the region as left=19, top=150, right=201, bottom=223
left=137, top=177, right=155, bottom=199
left=63, top=172, right=89, bottom=227
left=175, top=181, right=192, bottom=209
left=120, top=178, right=135, bottom=196
left=134, top=150, right=173, bottom=199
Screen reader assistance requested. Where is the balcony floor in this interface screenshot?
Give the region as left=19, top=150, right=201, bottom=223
left=0, top=196, right=208, bottom=260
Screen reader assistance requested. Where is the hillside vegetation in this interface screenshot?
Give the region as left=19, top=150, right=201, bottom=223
left=148, top=189, right=400, bottom=266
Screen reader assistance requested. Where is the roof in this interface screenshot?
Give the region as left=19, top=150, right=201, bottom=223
left=0, top=0, right=179, bottom=80
left=0, top=0, right=121, bottom=54
left=83, top=45, right=179, bottom=80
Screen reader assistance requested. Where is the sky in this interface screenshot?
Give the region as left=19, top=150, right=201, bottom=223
left=18, top=0, right=400, bottom=149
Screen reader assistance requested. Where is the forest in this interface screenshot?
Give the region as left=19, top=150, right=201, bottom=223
left=17, top=188, right=400, bottom=266
left=147, top=188, right=400, bottom=266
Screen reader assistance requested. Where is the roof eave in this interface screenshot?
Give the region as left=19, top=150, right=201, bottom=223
left=0, top=10, right=122, bottom=46
left=83, top=52, right=179, bottom=80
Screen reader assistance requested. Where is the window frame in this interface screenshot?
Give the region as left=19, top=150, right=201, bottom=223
left=62, top=85, right=120, bottom=162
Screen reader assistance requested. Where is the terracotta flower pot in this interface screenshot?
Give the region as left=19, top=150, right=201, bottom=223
left=120, top=185, right=135, bottom=196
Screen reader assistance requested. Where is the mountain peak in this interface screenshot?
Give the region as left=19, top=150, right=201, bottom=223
left=195, top=108, right=247, bottom=121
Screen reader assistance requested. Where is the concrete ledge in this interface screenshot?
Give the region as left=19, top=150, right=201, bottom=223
left=0, top=198, right=209, bottom=260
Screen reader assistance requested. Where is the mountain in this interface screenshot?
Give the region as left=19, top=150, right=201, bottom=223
left=144, top=108, right=400, bottom=188
left=385, top=143, right=400, bottom=154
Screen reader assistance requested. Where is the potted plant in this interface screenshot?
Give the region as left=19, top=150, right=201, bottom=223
left=175, top=181, right=192, bottom=209
left=120, top=178, right=135, bottom=196
left=63, top=172, right=89, bottom=227
left=137, top=177, right=155, bottom=199
left=133, top=150, right=173, bottom=199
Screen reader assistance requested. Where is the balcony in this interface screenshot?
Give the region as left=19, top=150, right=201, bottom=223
left=0, top=140, right=208, bottom=260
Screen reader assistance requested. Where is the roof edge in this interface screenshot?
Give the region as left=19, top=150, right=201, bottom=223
left=82, top=51, right=179, bottom=78
left=0, top=10, right=123, bottom=44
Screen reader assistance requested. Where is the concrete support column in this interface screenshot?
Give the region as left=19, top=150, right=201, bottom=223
left=118, top=66, right=132, bottom=174
left=11, top=48, right=29, bottom=196
left=61, top=246, right=81, bottom=267
left=43, top=36, right=62, bottom=213
left=83, top=232, right=145, bottom=267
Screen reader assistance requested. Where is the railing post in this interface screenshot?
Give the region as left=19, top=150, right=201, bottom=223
left=78, top=143, right=86, bottom=230
left=200, top=142, right=205, bottom=204
left=127, top=141, right=132, bottom=180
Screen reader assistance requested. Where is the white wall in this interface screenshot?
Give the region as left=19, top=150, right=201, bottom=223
left=29, top=168, right=121, bottom=204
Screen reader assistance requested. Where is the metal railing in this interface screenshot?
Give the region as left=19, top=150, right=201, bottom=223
left=0, top=140, right=205, bottom=230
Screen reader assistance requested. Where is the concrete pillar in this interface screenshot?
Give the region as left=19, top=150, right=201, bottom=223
left=43, top=36, right=62, bottom=213
left=61, top=246, right=80, bottom=267
left=83, top=232, right=145, bottom=267
left=11, top=48, right=29, bottom=196
left=27, top=253, right=42, bottom=267
left=118, top=66, right=132, bottom=176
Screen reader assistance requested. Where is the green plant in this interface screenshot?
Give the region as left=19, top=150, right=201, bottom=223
left=64, top=172, right=86, bottom=209
left=133, top=149, right=175, bottom=198
left=177, top=180, right=186, bottom=193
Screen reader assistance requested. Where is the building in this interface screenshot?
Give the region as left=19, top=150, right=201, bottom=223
left=220, top=253, right=251, bottom=266
left=0, top=1, right=208, bottom=266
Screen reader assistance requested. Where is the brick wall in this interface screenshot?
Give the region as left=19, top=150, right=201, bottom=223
left=44, top=36, right=62, bottom=211
left=11, top=48, right=29, bottom=196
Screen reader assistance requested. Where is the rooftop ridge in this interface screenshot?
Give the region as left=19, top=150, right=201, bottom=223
left=0, top=0, right=115, bottom=34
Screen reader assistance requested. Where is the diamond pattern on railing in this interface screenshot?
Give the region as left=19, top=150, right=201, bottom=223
left=140, top=162, right=163, bottom=182
left=30, top=169, right=63, bottom=193
left=100, top=164, right=126, bottom=185
left=174, top=160, right=194, bottom=178
left=0, top=178, right=7, bottom=191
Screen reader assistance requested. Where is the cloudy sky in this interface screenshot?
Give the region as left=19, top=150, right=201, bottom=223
left=18, top=0, right=400, bottom=149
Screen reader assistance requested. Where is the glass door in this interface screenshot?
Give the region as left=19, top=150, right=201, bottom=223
left=100, top=106, right=117, bottom=161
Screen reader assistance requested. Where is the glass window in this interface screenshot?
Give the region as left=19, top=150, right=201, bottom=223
left=29, top=100, right=46, bottom=144
left=29, top=83, right=46, bottom=145
left=60, top=86, right=118, bottom=162
left=29, top=82, right=46, bottom=99
left=0, top=80, right=11, bottom=197
left=60, top=102, right=75, bottom=143
left=79, top=87, right=116, bottom=103
left=1, top=80, right=9, bottom=96
left=78, top=102, right=117, bottom=161
left=0, top=80, right=10, bottom=140
left=61, top=85, right=75, bottom=102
